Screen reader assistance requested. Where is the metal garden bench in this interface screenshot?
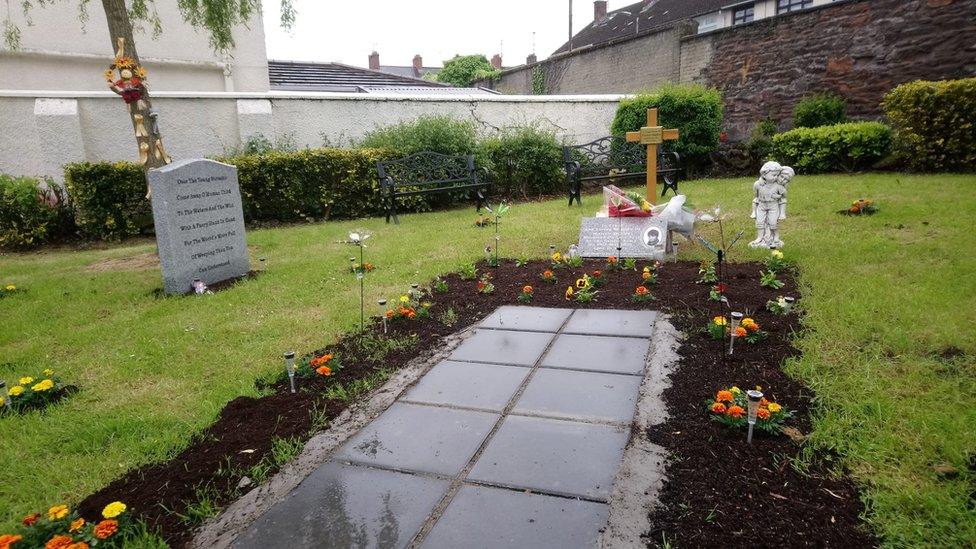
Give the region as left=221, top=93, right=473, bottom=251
left=562, top=135, right=683, bottom=206
left=377, top=152, right=490, bottom=224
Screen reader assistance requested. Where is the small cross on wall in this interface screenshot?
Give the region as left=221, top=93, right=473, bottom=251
left=625, top=108, right=679, bottom=204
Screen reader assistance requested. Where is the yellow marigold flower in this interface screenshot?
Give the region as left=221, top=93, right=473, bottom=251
left=730, top=386, right=741, bottom=394
left=551, top=252, right=562, bottom=263
left=768, top=402, right=782, bottom=413
left=4, top=284, right=14, bottom=291
left=101, top=501, right=127, bottom=519
left=713, top=316, right=727, bottom=326
left=8, top=386, right=24, bottom=397
left=48, top=504, right=69, bottom=520
left=32, top=379, right=54, bottom=392
left=43, top=369, right=55, bottom=376
left=399, top=295, right=409, bottom=303
left=771, top=250, right=784, bottom=259
left=18, top=377, right=33, bottom=385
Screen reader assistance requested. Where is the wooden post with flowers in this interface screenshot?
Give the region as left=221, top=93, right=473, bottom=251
left=101, top=0, right=171, bottom=197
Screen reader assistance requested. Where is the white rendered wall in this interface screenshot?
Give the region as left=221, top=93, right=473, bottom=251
left=0, top=91, right=623, bottom=182
left=0, top=4, right=268, bottom=92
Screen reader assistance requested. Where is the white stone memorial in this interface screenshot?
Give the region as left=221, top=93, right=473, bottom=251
left=148, top=159, right=250, bottom=294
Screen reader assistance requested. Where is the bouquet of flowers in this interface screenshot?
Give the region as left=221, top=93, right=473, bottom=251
left=603, top=185, right=652, bottom=217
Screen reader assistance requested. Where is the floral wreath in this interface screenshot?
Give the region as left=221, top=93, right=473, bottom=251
left=104, top=39, right=148, bottom=104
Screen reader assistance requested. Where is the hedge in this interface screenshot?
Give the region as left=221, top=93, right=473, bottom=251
left=882, top=77, right=976, bottom=172
left=64, top=162, right=149, bottom=241
left=478, top=126, right=564, bottom=198
left=610, top=83, right=723, bottom=167
left=0, top=174, right=74, bottom=248
left=771, top=122, right=892, bottom=174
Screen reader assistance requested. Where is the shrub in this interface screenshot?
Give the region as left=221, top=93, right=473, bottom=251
left=64, top=162, right=149, bottom=240
left=0, top=174, right=74, bottom=248
left=746, top=118, right=778, bottom=163
left=882, top=77, right=976, bottom=172
left=359, top=115, right=477, bottom=156
left=610, top=83, right=723, bottom=167
left=478, top=126, right=564, bottom=198
left=436, top=54, right=499, bottom=87
left=771, top=122, right=892, bottom=173
left=793, top=93, right=847, bottom=128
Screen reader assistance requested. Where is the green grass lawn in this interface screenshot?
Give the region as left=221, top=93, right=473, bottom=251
left=1, top=173, right=974, bottom=545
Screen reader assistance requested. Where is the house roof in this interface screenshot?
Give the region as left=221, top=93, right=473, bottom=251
left=553, top=0, right=727, bottom=55
left=268, top=60, right=448, bottom=92
left=380, top=65, right=443, bottom=79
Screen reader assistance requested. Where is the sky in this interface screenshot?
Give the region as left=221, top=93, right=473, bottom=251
left=261, top=0, right=632, bottom=68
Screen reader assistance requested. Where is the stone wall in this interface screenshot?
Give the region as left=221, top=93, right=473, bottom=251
left=0, top=92, right=623, bottom=182
left=490, top=0, right=976, bottom=140
left=687, top=0, right=976, bottom=139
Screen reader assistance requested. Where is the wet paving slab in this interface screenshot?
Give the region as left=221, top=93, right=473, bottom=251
left=233, top=307, right=662, bottom=548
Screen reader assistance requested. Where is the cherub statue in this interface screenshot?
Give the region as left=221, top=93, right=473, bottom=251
left=749, top=161, right=792, bottom=249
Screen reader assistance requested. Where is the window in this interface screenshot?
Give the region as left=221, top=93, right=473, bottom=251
left=697, top=12, right=720, bottom=33
left=733, top=4, right=754, bottom=25
left=777, top=0, right=813, bottom=13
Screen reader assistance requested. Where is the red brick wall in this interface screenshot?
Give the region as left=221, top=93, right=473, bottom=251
left=694, top=0, right=976, bottom=139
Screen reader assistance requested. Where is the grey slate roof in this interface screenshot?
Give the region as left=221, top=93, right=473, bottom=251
left=268, top=60, right=448, bottom=92
left=553, top=0, right=728, bottom=54
left=380, top=65, right=443, bottom=79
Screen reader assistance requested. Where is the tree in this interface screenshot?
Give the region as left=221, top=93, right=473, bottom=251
left=6, top=0, right=294, bottom=190
left=436, top=54, right=500, bottom=87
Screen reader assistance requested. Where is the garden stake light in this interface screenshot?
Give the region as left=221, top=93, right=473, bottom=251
left=377, top=299, right=388, bottom=333
left=410, top=283, right=420, bottom=300
left=0, top=380, right=9, bottom=412
left=346, top=231, right=371, bottom=332
left=284, top=351, right=296, bottom=394
left=784, top=296, right=796, bottom=314
left=746, top=389, right=764, bottom=443
left=259, top=257, right=266, bottom=271
left=729, top=311, right=744, bottom=355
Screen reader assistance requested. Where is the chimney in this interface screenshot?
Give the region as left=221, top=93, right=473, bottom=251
left=594, top=1, right=608, bottom=22
left=368, top=51, right=379, bottom=70
left=491, top=54, right=502, bottom=70
left=526, top=53, right=537, bottom=65
left=412, top=54, right=423, bottom=77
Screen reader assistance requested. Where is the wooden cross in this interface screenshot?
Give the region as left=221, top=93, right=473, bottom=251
left=625, top=108, right=679, bottom=204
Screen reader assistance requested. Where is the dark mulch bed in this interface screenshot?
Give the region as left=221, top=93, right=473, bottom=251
left=76, top=259, right=875, bottom=547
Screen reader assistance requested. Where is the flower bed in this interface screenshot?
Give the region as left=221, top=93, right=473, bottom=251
left=2, top=369, right=77, bottom=414
left=72, top=259, right=873, bottom=547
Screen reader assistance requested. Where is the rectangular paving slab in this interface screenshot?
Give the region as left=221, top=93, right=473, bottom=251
left=467, top=415, right=629, bottom=501
left=233, top=462, right=449, bottom=549
left=449, top=329, right=554, bottom=366
left=401, top=360, right=529, bottom=412
left=562, top=309, right=657, bottom=337
left=542, top=333, right=651, bottom=376
left=479, top=306, right=573, bottom=333
left=513, top=368, right=642, bottom=424
left=421, top=484, right=608, bottom=549
left=334, top=402, right=498, bottom=476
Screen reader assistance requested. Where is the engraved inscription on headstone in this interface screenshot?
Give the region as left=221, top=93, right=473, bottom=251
left=577, top=217, right=670, bottom=259
left=148, top=159, right=250, bottom=294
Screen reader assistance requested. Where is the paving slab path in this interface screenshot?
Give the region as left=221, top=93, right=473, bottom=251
left=232, top=307, right=668, bottom=549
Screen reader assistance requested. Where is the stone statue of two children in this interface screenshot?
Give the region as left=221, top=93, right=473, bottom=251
left=749, top=161, right=794, bottom=249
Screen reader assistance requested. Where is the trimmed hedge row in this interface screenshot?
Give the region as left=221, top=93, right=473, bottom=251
left=772, top=122, right=892, bottom=174
left=883, top=77, right=976, bottom=172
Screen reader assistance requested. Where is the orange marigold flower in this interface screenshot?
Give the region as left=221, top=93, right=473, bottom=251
left=315, top=365, right=332, bottom=376
left=726, top=405, right=745, bottom=419
left=68, top=543, right=89, bottom=549
left=642, top=271, right=652, bottom=280
left=592, top=270, right=602, bottom=278
left=710, top=402, right=726, bottom=414
left=635, top=286, right=648, bottom=295
left=607, top=256, right=618, bottom=264
left=69, top=518, right=85, bottom=532
left=93, top=520, right=118, bottom=540
left=542, top=270, right=554, bottom=279
left=407, top=311, right=416, bottom=319
left=757, top=408, right=771, bottom=420
left=477, top=281, right=486, bottom=291
left=759, top=398, right=770, bottom=408
left=734, top=327, right=747, bottom=338
left=522, top=285, right=533, bottom=294
left=45, top=536, right=73, bottom=549
left=23, top=513, right=40, bottom=526
left=716, top=390, right=734, bottom=403
left=385, top=310, right=395, bottom=319
left=0, top=535, right=23, bottom=549
left=310, top=354, right=333, bottom=367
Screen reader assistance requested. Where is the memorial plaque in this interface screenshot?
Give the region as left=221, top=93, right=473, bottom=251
left=577, top=217, right=670, bottom=259
left=148, top=159, right=250, bottom=294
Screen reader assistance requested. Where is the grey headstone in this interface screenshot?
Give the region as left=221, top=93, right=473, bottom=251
left=577, top=216, right=669, bottom=259
left=148, top=159, right=250, bottom=294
